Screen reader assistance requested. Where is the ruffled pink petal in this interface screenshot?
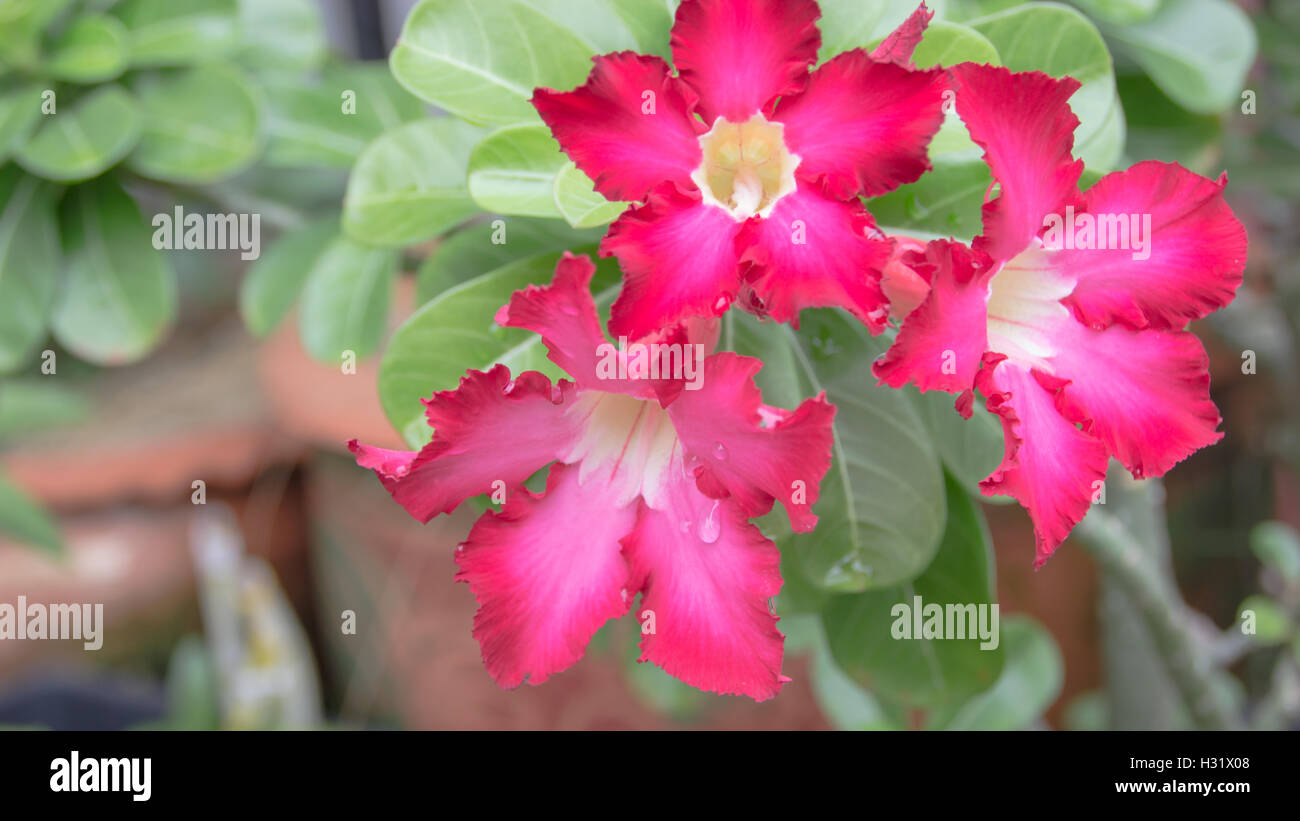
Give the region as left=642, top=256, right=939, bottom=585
left=663, top=352, right=835, bottom=532
left=349, top=366, right=580, bottom=522
left=873, top=240, right=993, bottom=396
left=951, top=64, right=1084, bottom=262
left=456, top=462, right=638, bottom=688
left=737, top=181, right=892, bottom=329
left=532, top=52, right=704, bottom=202
left=869, top=2, right=934, bottom=68
left=880, top=235, right=931, bottom=319
left=1050, top=322, right=1222, bottom=480
left=1058, top=161, right=1248, bottom=331
left=977, top=357, right=1108, bottom=567
left=623, top=478, right=786, bottom=701
left=774, top=49, right=946, bottom=199
left=603, top=183, right=745, bottom=341
left=671, top=0, right=820, bottom=123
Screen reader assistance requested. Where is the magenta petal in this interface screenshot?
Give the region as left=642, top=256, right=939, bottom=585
left=952, top=63, right=1084, bottom=262
left=532, top=52, right=704, bottom=202
left=1059, top=161, right=1247, bottom=331
left=350, top=366, right=580, bottom=522
left=671, top=0, right=821, bottom=122
left=456, top=462, right=637, bottom=688
left=624, top=481, right=786, bottom=701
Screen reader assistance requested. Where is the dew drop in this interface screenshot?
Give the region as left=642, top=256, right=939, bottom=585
left=697, top=500, right=722, bottom=544
left=712, top=294, right=731, bottom=313
left=503, top=378, right=517, bottom=395
left=550, top=384, right=564, bottom=404
left=680, top=519, right=692, bottom=533
left=712, top=441, right=728, bottom=461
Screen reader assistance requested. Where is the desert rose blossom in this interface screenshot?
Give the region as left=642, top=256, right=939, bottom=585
left=532, top=0, right=947, bottom=340
left=350, top=253, right=835, bottom=700
left=873, top=64, right=1248, bottom=567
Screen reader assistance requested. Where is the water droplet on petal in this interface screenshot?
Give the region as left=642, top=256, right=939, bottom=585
left=620, top=587, right=629, bottom=603
left=712, top=294, right=731, bottom=314
left=680, top=519, right=692, bottom=533
left=712, top=441, right=728, bottom=461
left=503, top=378, right=517, bottom=395
left=550, top=384, right=564, bottom=404
left=697, top=500, right=722, bottom=544
left=455, top=543, right=466, bottom=553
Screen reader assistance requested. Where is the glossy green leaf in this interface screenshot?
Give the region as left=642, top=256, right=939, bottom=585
left=553, top=161, right=629, bottom=228
left=1072, top=0, right=1159, bottom=25
left=236, top=0, right=327, bottom=73
left=380, top=247, right=618, bottom=448
left=823, top=472, right=1003, bottom=709
left=113, top=0, right=239, bottom=66
left=16, top=85, right=142, bottom=182
left=0, top=0, right=75, bottom=70
left=1250, top=521, right=1300, bottom=584
left=128, top=63, right=262, bottom=184
left=0, top=167, right=60, bottom=373
left=296, top=237, right=399, bottom=363
left=811, top=638, right=901, bottom=730
left=1099, top=0, right=1256, bottom=115
left=342, top=118, right=484, bottom=248
left=389, top=0, right=652, bottom=126
left=771, top=311, right=946, bottom=591
left=969, top=2, right=1125, bottom=172
left=45, top=14, right=129, bottom=83
left=930, top=615, right=1063, bottom=730
left=907, top=388, right=1005, bottom=499
left=262, top=63, right=424, bottom=169
left=50, top=177, right=176, bottom=364
left=869, top=160, right=992, bottom=242
left=0, top=379, right=89, bottom=436
left=467, top=124, right=568, bottom=218
left=0, top=472, right=61, bottom=555
left=0, top=84, right=43, bottom=162
left=416, top=216, right=601, bottom=304
left=239, top=217, right=340, bottom=337
left=1237, top=595, right=1290, bottom=644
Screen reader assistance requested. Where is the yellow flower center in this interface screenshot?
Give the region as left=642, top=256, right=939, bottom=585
left=691, top=113, right=800, bottom=221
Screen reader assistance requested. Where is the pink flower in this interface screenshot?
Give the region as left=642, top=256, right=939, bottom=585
left=532, top=0, right=948, bottom=340
left=350, top=253, right=835, bottom=700
left=873, top=64, right=1248, bottom=567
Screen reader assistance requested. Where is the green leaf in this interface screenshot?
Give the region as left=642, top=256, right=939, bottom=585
left=236, top=0, right=327, bottom=74
left=909, top=21, right=1001, bottom=164
left=907, top=388, right=1005, bottom=499
left=0, top=167, right=60, bottom=373
left=16, top=85, right=142, bottom=182
left=380, top=247, right=618, bottom=448
left=815, top=0, right=919, bottom=62
left=0, top=0, right=75, bottom=70
left=416, top=216, right=601, bottom=304
left=771, top=311, right=947, bottom=591
left=1098, top=0, right=1256, bottom=115
left=164, top=636, right=221, bottom=730
left=1250, top=521, right=1300, bottom=584
left=389, top=0, right=649, bottom=126
left=44, top=14, right=129, bottom=83
left=50, top=177, right=176, bottom=365
left=0, top=380, right=90, bottom=436
left=296, top=236, right=399, bottom=363
left=553, top=161, right=629, bottom=228
left=869, top=161, right=992, bottom=244
left=0, top=471, right=61, bottom=555
left=929, top=615, right=1063, bottom=730
left=1071, top=0, right=1159, bottom=25
left=822, top=471, right=1003, bottom=709
left=128, top=63, right=262, bottom=184
left=969, top=1, right=1125, bottom=172
left=0, top=84, right=43, bottom=162
left=113, top=0, right=239, bottom=66
left=811, top=640, right=901, bottom=730
left=467, top=124, right=568, bottom=218
left=239, top=217, right=340, bottom=337
left=342, top=118, right=485, bottom=248
left=262, top=63, right=424, bottom=169
left=1237, top=595, right=1290, bottom=644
